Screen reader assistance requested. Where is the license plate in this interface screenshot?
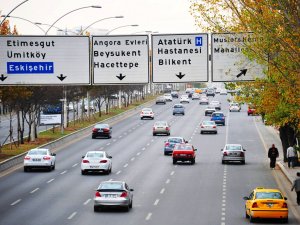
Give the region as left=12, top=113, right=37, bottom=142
left=180, top=154, right=186, bottom=156
left=267, top=203, right=273, bottom=208
left=32, top=158, right=41, bottom=161
left=90, top=166, right=99, bottom=168
left=98, top=130, right=103, bottom=133
left=105, top=194, right=117, bottom=198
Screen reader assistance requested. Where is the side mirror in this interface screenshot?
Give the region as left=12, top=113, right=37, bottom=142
left=284, top=197, right=287, bottom=200
left=194, top=149, right=197, bottom=151
left=82, top=156, right=85, bottom=158
left=221, top=149, right=223, bottom=151
left=51, top=153, right=56, bottom=156
left=108, top=156, right=112, bottom=159
left=185, top=141, right=188, bottom=143
left=130, top=189, right=134, bottom=191
left=110, top=127, right=112, bottom=129
left=243, top=149, right=246, bottom=151
left=243, top=197, right=249, bottom=200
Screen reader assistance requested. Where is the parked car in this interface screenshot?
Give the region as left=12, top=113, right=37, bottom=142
left=200, top=120, right=218, bottom=134
left=221, top=144, right=246, bottom=164
left=140, top=108, right=154, bottom=120
left=164, top=93, right=173, bottom=101
left=94, top=181, right=134, bottom=212
left=199, top=96, right=209, bottom=105
left=172, top=143, right=197, bottom=165
left=156, top=96, right=166, bottom=104
left=210, top=100, right=221, bottom=110
left=92, top=124, right=112, bottom=139
left=211, top=112, right=225, bottom=125
left=153, top=121, right=170, bottom=136
left=164, top=136, right=187, bottom=155
left=173, top=104, right=185, bottom=115
left=24, top=148, right=56, bottom=172
left=205, top=106, right=216, bottom=116
left=229, top=103, right=241, bottom=112
left=81, top=151, right=112, bottom=175
left=180, top=95, right=190, bottom=103
left=243, top=187, right=288, bottom=223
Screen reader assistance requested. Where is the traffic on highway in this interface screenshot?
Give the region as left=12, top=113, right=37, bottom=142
left=0, top=90, right=299, bottom=225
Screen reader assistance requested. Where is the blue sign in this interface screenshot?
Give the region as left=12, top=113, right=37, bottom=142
left=195, top=37, right=203, bottom=46
left=7, top=62, right=54, bottom=74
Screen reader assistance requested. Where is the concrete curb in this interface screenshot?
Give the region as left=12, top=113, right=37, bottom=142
left=0, top=99, right=155, bottom=173
left=277, top=161, right=294, bottom=184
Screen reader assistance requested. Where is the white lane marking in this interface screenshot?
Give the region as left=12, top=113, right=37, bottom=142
left=47, top=178, right=55, bottom=183
left=223, top=184, right=226, bottom=188
left=170, top=171, right=175, bottom=176
left=154, top=199, right=160, bottom=205
left=222, top=196, right=226, bottom=199
left=142, top=147, right=146, bottom=151
left=83, top=199, right=91, bottom=205
left=72, top=163, right=78, bottom=167
left=60, top=170, right=67, bottom=175
left=136, top=152, right=141, bottom=156
left=151, top=139, right=154, bottom=142
left=222, top=203, right=226, bottom=207
left=30, top=188, right=39, bottom=194
left=11, top=199, right=21, bottom=206
left=166, top=179, right=170, bottom=184
left=68, top=212, right=77, bottom=220
left=113, top=139, right=117, bottom=142
left=160, top=188, right=165, bottom=194
left=106, top=143, right=111, bottom=146
left=124, top=163, right=128, bottom=168
left=175, top=165, right=178, bottom=168
left=147, top=143, right=150, bottom=146
left=145, top=213, right=152, bottom=221
left=119, top=136, right=122, bottom=138
left=109, top=178, right=113, bottom=181
left=222, top=192, right=226, bottom=195
left=129, top=129, right=132, bottom=132
left=124, top=132, right=127, bottom=135
left=222, top=199, right=226, bottom=203
left=221, top=217, right=225, bottom=221
left=116, top=170, right=121, bottom=175
left=222, top=212, right=226, bottom=216
left=100, top=147, right=104, bottom=150
left=221, top=222, right=226, bottom=225
left=131, top=157, right=135, bottom=161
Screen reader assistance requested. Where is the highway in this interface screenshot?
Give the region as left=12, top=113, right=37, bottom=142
left=0, top=94, right=299, bottom=225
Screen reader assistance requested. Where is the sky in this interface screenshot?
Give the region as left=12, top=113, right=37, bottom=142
left=0, top=0, right=200, bottom=35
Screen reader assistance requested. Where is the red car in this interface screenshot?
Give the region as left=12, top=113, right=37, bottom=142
left=247, top=107, right=256, bottom=116
left=172, top=143, right=197, bottom=165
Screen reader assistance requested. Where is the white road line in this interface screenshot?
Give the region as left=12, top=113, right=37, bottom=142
left=142, top=147, right=146, bottom=151
left=145, top=213, right=152, bottom=221
left=222, top=203, right=226, bottom=207
left=221, top=223, right=226, bottom=225
left=222, top=199, right=226, bottom=203
left=30, top=188, right=39, bottom=194
left=154, top=199, right=160, bottom=205
left=175, top=165, right=178, bottom=168
left=222, top=192, right=226, bottom=195
left=68, top=212, right=77, bottom=220
left=136, top=152, right=141, bottom=156
left=124, top=132, right=127, bottom=135
left=221, top=217, right=225, bottom=221
left=222, top=196, right=226, bottom=199
left=124, top=163, right=128, bottom=168
left=222, top=212, right=226, bottom=216
left=83, top=199, right=91, bottom=205
left=119, top=136, right=122, bottom=138
left=147, top=143, right=150, bottom=146
left=60, top=170, right=67, bottom=175
left=11, top=199, right=21, bottom=206
left=113, top=139, right=117, bottom=142
left=116, top=170, right=121, bottom=175
left=160, top=188, right=165, bottom=194
left=72, top=163, right=78, bottom=167
left=47, top=178, right=55, bottom=183
left=100, top=147, right=104, bottom=150
left=106, top=143, right=110, bottom=146
left=151, top=139, right=154, bottom=142
left=166, top=179, right=170, bottom=184
left=131, top=157, right=135, bottom=161
left=170, top=171, right=175, bottom=176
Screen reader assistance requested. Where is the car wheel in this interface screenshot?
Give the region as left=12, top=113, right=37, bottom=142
left=222, top=160, right=225, bottom=164
left=191, top=159, right=195, bottom=165
left=245, top=210, right=249, bottom=219
left=108, top=135, right=112, bottom=139
left=241, top=160, right=245, bottom=165
left=24, top=167, right=28, bottom=172
left=129, top=200, right=133, bottom=208
left=124, top=205, right=130, bottom=212
left=215, top=131, right=218, bottom=134
left=81, top=170, right=86, bottom=175
left=200, top=131, right=203, bottom=134
left=173, top=159, right=177, bottom=165
left=282, top=218, right=288, bottom=223
left=48, top=166, right=52, bottom=172
left=164, top=152, right=168, bottom=156
left=205, top=113, right=207, bottom=116
left=52, top=163, right=55, bottom=170
left=153, top=133, right=156, bottom=136
left=249, top=215, right=255, bottom=223
left=173, top=113, right=175, bottom=115
left=92, top=136, right=95, bottom=139
left=94, top=206, right=99, bottom=212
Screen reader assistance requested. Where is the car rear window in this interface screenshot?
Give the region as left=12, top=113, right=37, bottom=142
left=255, top=192, right=283, bottom=199
left=87, top=152, right=104, bottom=158
left=203, top=121, right=215, bottom=125
left=99, top=182, right=123, bottom=190
left=28, top=150, right=47, bottom=155
left=95, top=124, right=109, bottom=129
left=168, top=138, right=183, bottom=143
left=174, top=145, right=193, bottom=150
left=225, top=145, right=242, bottom=150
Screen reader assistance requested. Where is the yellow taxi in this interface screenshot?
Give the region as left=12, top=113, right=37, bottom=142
left=243, top=187, right=288, bottom=223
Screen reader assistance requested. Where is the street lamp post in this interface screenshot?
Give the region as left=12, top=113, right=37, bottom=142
left=78, top=16, right=124, bottom=35
left=0, top=15, right=46, bottom=33
left=0, top=0, right=29, bottom=26
left=106, top=24, right=139, bottom=35
left=45, top=5, right=102, bottom=35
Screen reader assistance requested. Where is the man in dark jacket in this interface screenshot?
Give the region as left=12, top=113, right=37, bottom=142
left=268, top=144, right=279, bottom=169
left=291, top=172, right=300, bottom=205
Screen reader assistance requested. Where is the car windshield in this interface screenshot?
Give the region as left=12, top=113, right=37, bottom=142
left=225, top=145, right=242, bottom=150
left=28, top=150, right=47, bottom=155
left=174, top=144, right=193, bottom=150
left=174, top=105, right=183, bottom=108
left=168, top=138, right=183, bottom=143
left=99, top=182, right=123, bottom=190
left=95, top=124, right=109, bottom=129
left=255, top=192, right=283, bottom=199
left=203, top=121, right=215, bottom=125
left=86, top=152, right=104, bottom=158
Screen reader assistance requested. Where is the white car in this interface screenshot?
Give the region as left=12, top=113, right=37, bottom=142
left=200, top=121, right=218, bottom=134
left=140, top=108, right=154, bottom=119
left=81, top=151, right=112, bottom=175
left=192, top=93, right=200, bottom=100
left=210, top=100, right=221, bottom=110
left=199, top=96, right=209, bottom=105
left=220, top=89, right=227, bottom=95
left=164, top=93, right=173, bottom=101
left=180, top=95, right=190, bottom=103
left=24, top=148, right=56, bottom=172
left=229, top=103, right=241, bottom=112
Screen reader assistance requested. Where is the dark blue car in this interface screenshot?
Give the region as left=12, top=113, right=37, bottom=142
left=211, top=112, right=225, bottom=125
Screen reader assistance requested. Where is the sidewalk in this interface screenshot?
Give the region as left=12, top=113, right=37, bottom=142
left=254, top=117, right=299, bottom=184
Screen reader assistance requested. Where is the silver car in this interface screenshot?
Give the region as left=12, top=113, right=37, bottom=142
left=199, top=96, right=209, bottom=105
left=153, top=121, right=170, bottom=136
left=24, top=148, right=56, bottom=172
left=94, top=181, right=134, bottom=212
left=200, top=121, right=218, bottom=134
left=210, top=100, right=221, bottom=110
left=221, top=144, right=246, bottom=164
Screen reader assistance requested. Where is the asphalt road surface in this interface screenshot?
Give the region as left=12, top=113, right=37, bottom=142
left=0, top=94, right=299, bottom=225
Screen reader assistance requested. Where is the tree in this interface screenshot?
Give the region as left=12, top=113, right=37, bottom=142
left=190, top=0, right=300, bottom=160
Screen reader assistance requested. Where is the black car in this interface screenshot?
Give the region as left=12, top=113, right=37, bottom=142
left=171, top=91, right=179, bottom=98
left=92, top=124, right=112, bottom=139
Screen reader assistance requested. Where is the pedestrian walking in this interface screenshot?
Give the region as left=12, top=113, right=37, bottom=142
left=287, top=146, right=296, bottom=168
left=291, top=172, right=300, bottom=205
left=268, top=144, right=279, bottom=169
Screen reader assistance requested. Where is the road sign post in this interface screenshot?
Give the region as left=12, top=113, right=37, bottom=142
left=151, top=33, right=208, bottom=83
left=0, top=36, right=90, bottom=85
left=92, top=35, right=149, bottom=84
